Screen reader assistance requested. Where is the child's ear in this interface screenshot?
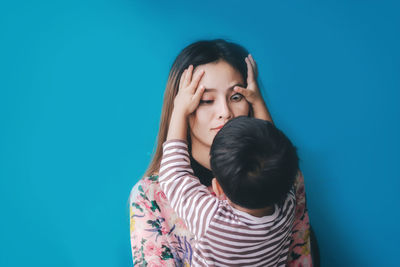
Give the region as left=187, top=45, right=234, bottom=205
left=212, top=178, right=225, bottom=199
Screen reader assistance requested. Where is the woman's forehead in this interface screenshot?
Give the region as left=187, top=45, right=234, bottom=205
left=195, top=61, right=244, bottom=91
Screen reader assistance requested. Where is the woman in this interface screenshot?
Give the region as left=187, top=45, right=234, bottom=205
left=129, top=39, right=313, bottom=266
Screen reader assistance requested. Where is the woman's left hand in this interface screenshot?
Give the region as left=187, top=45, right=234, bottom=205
left=234, top=54, right=273, bottom=122
left=233, top=54, right=263, bottom=106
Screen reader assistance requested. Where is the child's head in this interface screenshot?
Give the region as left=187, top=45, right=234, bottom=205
left=210, top=116, right=299, bottom=209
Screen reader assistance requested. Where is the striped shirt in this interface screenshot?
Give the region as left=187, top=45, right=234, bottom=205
left=159, top=140, right=296, bottom=267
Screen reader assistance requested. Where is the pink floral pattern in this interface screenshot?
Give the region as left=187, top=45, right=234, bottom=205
left=287, top=172, right=313, bottom=266
left=130, top=173, right=312, bottom=266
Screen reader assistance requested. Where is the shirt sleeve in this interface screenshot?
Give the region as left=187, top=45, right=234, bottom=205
left=159, top=139, right=219, bottom=239
left=287, top=171, right=313, bottom=266
left=129, top=179, right=177, bottom=266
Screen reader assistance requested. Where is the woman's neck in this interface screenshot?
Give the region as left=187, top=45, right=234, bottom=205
left=191, top=142, right=211, bottom=170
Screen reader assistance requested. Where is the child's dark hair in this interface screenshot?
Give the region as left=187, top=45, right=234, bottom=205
left=210, top=116, right=299, bottom=209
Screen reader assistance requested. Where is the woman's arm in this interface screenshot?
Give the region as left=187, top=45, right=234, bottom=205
left=235, top=56, right=313, bottom=265
left=287, top=171, right=313, bottom=266
left=129, top=179, right=177, bottom=266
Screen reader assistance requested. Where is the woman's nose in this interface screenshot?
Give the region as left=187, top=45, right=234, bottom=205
left=217, top=100, right=232, bottom=120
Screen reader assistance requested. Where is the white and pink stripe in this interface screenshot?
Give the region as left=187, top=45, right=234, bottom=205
left=159, top=140, right=296, bottom=267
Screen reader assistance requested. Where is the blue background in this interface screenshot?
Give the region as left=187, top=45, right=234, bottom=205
left=1, top=0, right=399, bottom=266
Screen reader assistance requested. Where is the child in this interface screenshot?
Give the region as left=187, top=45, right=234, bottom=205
left=159, top=78, right=299, bottom=267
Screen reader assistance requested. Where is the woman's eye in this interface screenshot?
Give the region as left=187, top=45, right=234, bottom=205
left=200, top=100, right=214, bottom=104
left=230, top=93, right=243, bottom=102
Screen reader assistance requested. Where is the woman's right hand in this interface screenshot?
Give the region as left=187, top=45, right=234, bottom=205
left=174, top=65, right=206, bottom=116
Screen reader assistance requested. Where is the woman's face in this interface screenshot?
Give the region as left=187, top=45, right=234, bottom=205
left=189, top=60, right=250, bottom=153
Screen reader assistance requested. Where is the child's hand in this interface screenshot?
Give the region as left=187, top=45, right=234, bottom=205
left=167, top=65, right=205, bottom=140
left=174, top=65, right=206, bottom=116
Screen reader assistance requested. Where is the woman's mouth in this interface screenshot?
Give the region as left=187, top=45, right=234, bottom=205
left=211, top=125, right=224, bottom=131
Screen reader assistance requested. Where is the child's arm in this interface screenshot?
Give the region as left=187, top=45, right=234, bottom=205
left=233, top=54, right=273, bottom=123
left=159, top=140, right=218, bottom=239
left=159, top=65, right=218, bottom=239
left=166, top=65, right=204, bottom=141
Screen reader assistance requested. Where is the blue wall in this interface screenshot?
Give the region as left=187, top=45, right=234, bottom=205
left=1, top=0, right=399, bottom=266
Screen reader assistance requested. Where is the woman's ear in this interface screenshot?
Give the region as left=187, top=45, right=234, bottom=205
left=212, top=178, right=225, bottom=199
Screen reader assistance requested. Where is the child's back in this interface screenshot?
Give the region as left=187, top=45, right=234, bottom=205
left=160, top=116, right=299, bottom=266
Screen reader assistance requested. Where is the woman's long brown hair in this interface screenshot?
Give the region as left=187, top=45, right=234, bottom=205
left=143, top=39, right=251, bottom=177
left=144, top=70, right=180, bottom=177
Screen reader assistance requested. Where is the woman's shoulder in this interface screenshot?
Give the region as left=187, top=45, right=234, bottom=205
left=294, top=170, right=305, bottom=195
left=129, top=174, right=161, bottom=203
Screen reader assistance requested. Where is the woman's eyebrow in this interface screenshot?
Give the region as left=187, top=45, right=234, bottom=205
left=203, top=83, right=245, bottom=92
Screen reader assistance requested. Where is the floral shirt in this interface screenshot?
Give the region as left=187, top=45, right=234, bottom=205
left=129, top=171, right=312, bottom=267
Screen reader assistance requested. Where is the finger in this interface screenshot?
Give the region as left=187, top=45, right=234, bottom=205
left=249, top=54, right=258, bottom=78
left=247, top=55, right=257, bottom=78
left=189, top=68, right=205, bottom=92
left=193, top=85, right=206, bottom=103
left=245, top=57, right=255, bottom=83
left=179, top=69, right=187, bottom=90
left=185, top=65, right=194, bottom=87
left=233, top=86, right=251, bottom=97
